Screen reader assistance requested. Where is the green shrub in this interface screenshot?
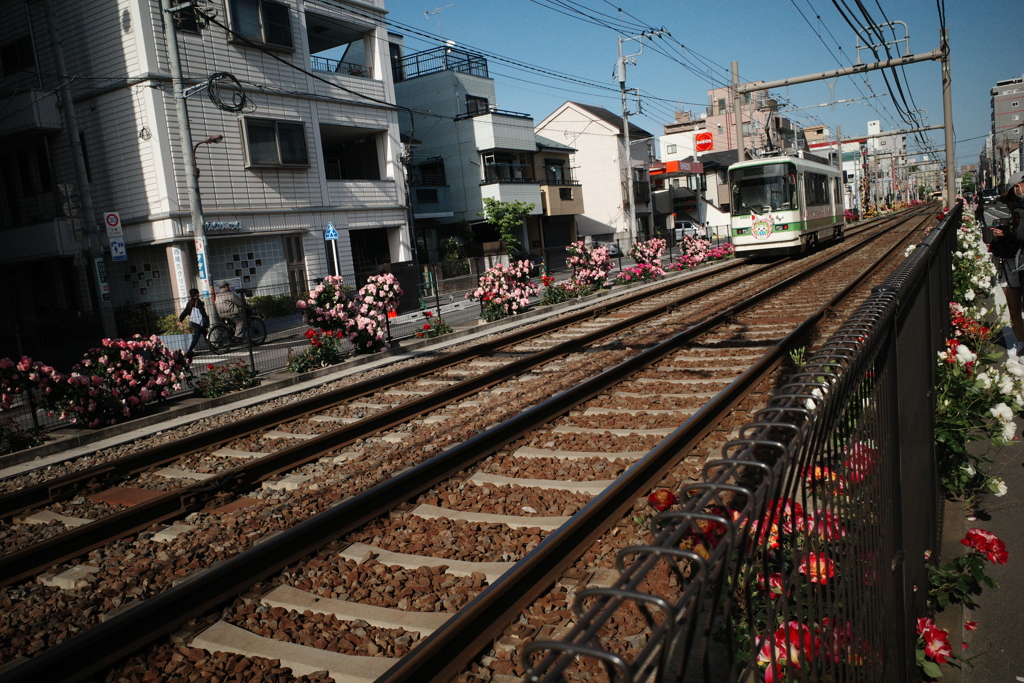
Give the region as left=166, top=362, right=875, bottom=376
left=192, top=361, right=260, bottom=398
left=247, top=293, right=301, bottom=319
left=156, top=314, right=190, bottom=335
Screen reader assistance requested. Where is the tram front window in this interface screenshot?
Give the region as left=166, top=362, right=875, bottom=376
left=731, top=163, right=797, bottom=216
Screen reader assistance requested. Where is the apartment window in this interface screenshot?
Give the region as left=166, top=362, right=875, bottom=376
left=229, top=0, right=293, bottom=48
left=416, top=188, right=439, bottom=204
left=175, top=5, right=202, bottom=33
left=666, top=144, right=677, bottom=154
left=466, top=95, right=488, bottom=116
left=545, top=158, right=566, bottom=183
left=717, top=98, right=727, bottom=114
left=244, top=118, right=308, bottom=167
left=0, top=36, right=35, bottom=76
left=559, top=187, right=573, bottom=201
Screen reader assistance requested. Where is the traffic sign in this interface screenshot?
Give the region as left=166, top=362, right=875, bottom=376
left=109, top=237, right=128, bottom=262
left=103, top=212, right=123, bottom=237
left=325, top=222, right=339, bottom=240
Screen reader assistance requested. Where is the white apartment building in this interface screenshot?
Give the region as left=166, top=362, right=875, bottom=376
left=0, top=0, right=410, bottom=323
left=535, top=102, right=652, bottom=243
left=392, top=41, right=584, bottom=267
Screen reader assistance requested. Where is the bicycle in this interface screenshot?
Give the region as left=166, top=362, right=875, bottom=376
left=206, top=307, right=267, bottom=354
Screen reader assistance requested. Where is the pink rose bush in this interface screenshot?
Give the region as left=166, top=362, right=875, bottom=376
left=52, top=336, right=187, bottom=428
left=0, top=356, right=62, bottom=412
left=669, top=235, right=735, bottom=270
left=614, top=262, right=664, bottom=285
left=628, top=237, right=666, bottom=265
left=466, top=260, right=539, bottom=322
left=297, top=273, right=403, bottom=355
left=564, top=241, right=613, bottom=295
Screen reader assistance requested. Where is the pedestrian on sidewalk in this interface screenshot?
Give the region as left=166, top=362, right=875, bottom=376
left=992, top=171, right=1024, bottom=353
left=178, top=289, right=208, bottom=359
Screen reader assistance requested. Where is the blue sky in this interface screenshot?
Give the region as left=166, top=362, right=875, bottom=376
left=382, top=0, right=1023, bottom=168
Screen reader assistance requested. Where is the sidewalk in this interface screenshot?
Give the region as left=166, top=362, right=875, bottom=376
left=956, top=287, right=1024, bottom=681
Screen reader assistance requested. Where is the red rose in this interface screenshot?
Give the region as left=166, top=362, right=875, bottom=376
left=647, top=489, right=678, bottom=512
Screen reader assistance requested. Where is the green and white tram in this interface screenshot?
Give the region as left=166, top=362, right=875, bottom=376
left=729, top=153, right=845, bottom=257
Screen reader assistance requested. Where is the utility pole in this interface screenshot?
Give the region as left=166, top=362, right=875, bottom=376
left=617, top=30, right=665, bottom=243
left=940, top=28, right=956, bottom=205
left=617, top=36, right=637, bottom=243
left=732, top=61, right=744, bottom=166
left=161, top=0, right=214, bottom=310
left=41, top=0, right=117, bottom=338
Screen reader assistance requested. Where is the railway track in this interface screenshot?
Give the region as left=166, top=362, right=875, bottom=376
left=0, top=209, right=935, bottom=682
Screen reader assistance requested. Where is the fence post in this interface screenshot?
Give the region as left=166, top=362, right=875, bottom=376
left=240, top=290, right=257, bottom=375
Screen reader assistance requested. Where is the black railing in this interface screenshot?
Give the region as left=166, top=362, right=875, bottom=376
left=409, top=174, right=448, bottom=186
left=396, top=46, right=488, bottom=81
left=482, top=163, right=538, bottom=185
left=525, top=205, right=959, bottom=682
left=309, top=56, right=371, bottom=78
left=454, top=106, right=533, bottom=121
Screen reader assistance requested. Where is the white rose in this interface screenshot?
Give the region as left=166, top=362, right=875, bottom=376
left=965, top=463, right=976, bottom=477
left=1005, top=358, right=1024, bottom=378
left=955, top=344, right=977, bottom=364
left=964, top=289, right=975, bottom=301
left=1000, top=376, right=1016, bottom=395
left=991, top=477, right=1009, bottom=496
left=991, top=402, right=1014, bottom=422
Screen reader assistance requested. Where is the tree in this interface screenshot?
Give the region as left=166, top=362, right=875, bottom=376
left=480, top=197, right=535, bottom=253
left=961, top=171, right=976, bottom=194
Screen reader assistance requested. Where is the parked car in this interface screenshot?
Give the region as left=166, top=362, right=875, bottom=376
left=981, top=189, right=999, bottom=200
left=510, top=250, right=544, bottom=274
left=674, top=221, right=701, bottom=240
left=591, top=241, right=624, bottom=258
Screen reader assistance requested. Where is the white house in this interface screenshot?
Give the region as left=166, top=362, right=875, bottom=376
left=535, top=102, right=653, bottom=244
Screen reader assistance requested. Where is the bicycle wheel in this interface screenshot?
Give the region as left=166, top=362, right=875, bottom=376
left=247, top=317, right=267, bottom=345
left=208, top=324, right=233, bottom=354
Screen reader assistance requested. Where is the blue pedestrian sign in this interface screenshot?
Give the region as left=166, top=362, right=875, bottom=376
left=109, top=238, right=128, bottom=262
left=325, top=222, right=339, bottom=240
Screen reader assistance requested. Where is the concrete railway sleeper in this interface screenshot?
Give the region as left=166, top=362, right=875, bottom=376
left=0, top=219, right=909, bottom=586
left=0, top=212, right=933, bottom=683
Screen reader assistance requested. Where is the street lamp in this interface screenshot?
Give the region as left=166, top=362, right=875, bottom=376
left=192, top=134, right=224, bottom=179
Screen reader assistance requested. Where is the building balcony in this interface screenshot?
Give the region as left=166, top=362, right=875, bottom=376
left=467, top=112, right=537, bottom=153
left=540, top=182, right=584, bottom=216
left=482, top=163, right=539, bottom=185
left=395, top=46, right=489, bottom=81
left=324, top=178, right=401, bottom=207
left=410, top=185, right=453, bottom=218
left=311, top=56, right=372, bottom=78
left=0, top=90, right=62, bottom=138
left=480, top=183, right=543, bottom=213
left=0, top=219, right=83, bottom=263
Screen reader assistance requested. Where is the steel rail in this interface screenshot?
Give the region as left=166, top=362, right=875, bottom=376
left=0, top=216, right=912, bottom=683
left=519, top=212, right=936, bottom=683
left=381, top=211, right=932, bottom=683
left=0, top=254, right=796, bottom=586
left=0, top=258, right=751, bottom=522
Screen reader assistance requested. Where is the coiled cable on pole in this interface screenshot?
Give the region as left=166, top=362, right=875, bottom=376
left=206, top=71, right=247, bottom=112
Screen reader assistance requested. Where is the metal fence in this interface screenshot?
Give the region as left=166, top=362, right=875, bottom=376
left=0, top=236, right=736, bottom=441
left=524, top=206, right=957, bottom=682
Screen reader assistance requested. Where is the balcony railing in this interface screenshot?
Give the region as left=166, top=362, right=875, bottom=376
left=396, top=46, right=488, bottom=81
left=310, top=56, right=371, bottom=78
left=455, top=106, right=533, bottom=122
left=482, top=163, right=540, bottom=185
left=409, top=174, right=448, bottom=186
left=541, top=177, right=581, bottom=186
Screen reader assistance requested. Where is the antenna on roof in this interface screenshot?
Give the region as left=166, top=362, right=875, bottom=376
left=424, top=4, right=454, bottom=42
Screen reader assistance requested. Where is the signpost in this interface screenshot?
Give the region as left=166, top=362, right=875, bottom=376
left=94, top=257, right=110, bottom=302
left=325, top=222, right=339, bottom=277
left=104, top=211, right=127, bottom=262
left=695, top=132, right=714, bottom=152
